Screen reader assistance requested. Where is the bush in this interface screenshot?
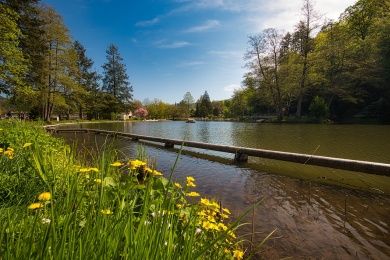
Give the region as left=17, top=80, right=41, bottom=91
left=309, top=96, right=329, bottom=121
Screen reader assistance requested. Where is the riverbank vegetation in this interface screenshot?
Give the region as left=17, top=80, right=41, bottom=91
left=0, top=0, right=389, bottom=123
left=0, top=120, right=246, bottom=259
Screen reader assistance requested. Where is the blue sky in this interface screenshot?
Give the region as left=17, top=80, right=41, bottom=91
left=44, top=0, right=355, bottom=103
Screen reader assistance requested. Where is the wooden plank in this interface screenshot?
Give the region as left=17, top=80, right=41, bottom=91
left=52, top=128, right=390, bottom=177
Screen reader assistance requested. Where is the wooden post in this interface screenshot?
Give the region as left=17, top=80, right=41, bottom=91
left=165, top=142, right=174, bottom=148
left=234, top=152, right=248, bottom=163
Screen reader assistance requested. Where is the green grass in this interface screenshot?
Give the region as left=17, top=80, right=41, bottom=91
left=0, top=120, right=246, bottom=259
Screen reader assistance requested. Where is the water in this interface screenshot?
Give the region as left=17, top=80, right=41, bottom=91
left=58, top=121, right=390, bottom=259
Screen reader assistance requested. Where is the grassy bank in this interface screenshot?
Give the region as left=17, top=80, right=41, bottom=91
left=0, top=120, right=245, bottom=259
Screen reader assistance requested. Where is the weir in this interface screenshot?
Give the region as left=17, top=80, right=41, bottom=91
left=46, top=127, right=390, bottom=177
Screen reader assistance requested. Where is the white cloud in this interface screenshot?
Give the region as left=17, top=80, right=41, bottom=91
left=157, top=40, right=191, bottom=49
left=246, top=0, right=357, bottom=32
left=208, top=50, right=242, bottom=59
left=184, top=20, right=220, bottom=33
left=135, top=17, right=160, bottom=27
left=223, top=84, right=240, bottom=93
left=177, top=61, right=205, bottom=67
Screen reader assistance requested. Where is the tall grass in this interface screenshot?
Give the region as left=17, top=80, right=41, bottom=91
left=0, top=121, right=245, bottom=259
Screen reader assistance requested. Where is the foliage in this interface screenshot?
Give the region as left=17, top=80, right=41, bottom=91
left=195, top=91, right=212, bottom=118
left=134, top=107, right=148, bottom=119
left=232, top=0, right=390, bottom=122
left=0, top=121, right=246, bottom=259
left=0, top=3, right=28, bottom=94
left=102, top=44, right=133, bottom=105
left=309, top=96, right=329, bottom=120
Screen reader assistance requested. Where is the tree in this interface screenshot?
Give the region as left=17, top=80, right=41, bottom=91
left=39, top=5, right=79, bottom=121
left=73, top=40, right=100, bottom=119
left=0, top=3, right=28, bottom=94
left=294, top=0, right=320, bottom=117
left=195, top=91, right=212, bottom=117
left=102, top=44, right=133, bottom=105
left=182, top=91, right=194, bottom=116
left=134, top=107, right=148, bottom=119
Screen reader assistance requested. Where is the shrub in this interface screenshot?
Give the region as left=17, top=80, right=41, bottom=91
left=309, top=96, right=329, bottom=121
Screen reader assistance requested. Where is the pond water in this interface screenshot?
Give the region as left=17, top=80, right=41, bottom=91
left=58, top=121, right=390, bottom=259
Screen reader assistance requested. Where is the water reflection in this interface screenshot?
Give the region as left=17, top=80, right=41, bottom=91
left=58, top=131, right=390, bottom=259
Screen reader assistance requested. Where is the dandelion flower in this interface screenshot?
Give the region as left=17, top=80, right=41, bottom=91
left=28, top=202, right=44, bottom=210
left=186, top=191, right=200, bottom=197
left=23, top=143, right=32, bottom=148
left=110, top=161, right=123, bottom=167
left=100, top=209, right=113, bottom=215
left=4, top=148, right=14, bottom=159
left=94, top=178, right=102, bottom=184
left=174, top=182, right=182, bottom=189
left=233, top=249, right=244, bottom=259
left=38, top=192, right=51, bottom=201
left=222, top=207, right=231, bottom=215
left=89, top=167, right=99, bottom=172
left=186, top=176, right=195, bottom=182
left=129, top=159, right=146, bottom=169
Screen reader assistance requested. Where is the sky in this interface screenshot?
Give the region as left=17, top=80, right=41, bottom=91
left=44, top=0, right=356, bottom=103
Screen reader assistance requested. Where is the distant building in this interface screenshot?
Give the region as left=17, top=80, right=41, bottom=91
left=120, top=111, right=133, bottom=120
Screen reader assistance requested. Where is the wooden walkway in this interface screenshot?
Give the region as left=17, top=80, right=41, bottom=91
left=47, top=127, right=390, bottom=177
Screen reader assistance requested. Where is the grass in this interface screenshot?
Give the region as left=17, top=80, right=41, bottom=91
left=0, top=120, right=246, bottom=259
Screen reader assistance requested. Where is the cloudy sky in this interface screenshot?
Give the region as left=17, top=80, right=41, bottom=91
left=44, top=0, right=356, bottom=103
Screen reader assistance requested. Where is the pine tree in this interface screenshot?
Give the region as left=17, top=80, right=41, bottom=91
left=102, top=44, right=133, bottom=105
left=73, top=40, right=100, bottom=119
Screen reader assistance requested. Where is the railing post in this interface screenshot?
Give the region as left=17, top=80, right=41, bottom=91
left=164, top=142, right=174, bottom=148
left=234, top=152, right=248, bottom=163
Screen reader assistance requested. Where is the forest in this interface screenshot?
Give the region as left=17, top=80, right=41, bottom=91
left=1, top=0, right=389, bottom=122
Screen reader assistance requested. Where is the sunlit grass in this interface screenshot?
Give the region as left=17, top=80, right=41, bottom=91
left=0, top=120, right=247, bottom=259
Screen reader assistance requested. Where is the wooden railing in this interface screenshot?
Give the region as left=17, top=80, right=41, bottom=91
left=46, top=127, right=390, bottom=177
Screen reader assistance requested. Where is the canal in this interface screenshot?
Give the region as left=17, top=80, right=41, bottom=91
left=58, top=121, right=390, bottom=259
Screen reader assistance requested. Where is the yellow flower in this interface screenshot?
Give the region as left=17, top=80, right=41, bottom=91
left=174, top=182, right=182, bottom=189
left=4, top=148, right=14, bottom=159
left=222, top=207, right=231, bottom=215
left=28, top=202, right=44, bottom=210
left=202, top=221, right=219, bottom=230
left=176, top=204, right=183, bottom=209
left=228, top=230, right=236, bottom=239
left=100, top=209, right=113, bottom=215
left=217, top=222, right=228, bottom=231
left=186, top=176, right=195, bottom=182
left=110, top=161, right=123, bottom=167
left=145, top=167, right=163, bottom=176
left=0, top=148, right=3, bottom=153
left=186, top=191, right=200, bottom=197
left=233, top=249, right=244, bottom=259
left=23, top=143, right=32, bottom=148
left=79, top=167, right=99, bottom=173
left=94, top=178, right=102, bottom=184
left=129, top=159, right=146, bottom=169
left=186, top=180, right=196, bottom=187
left=38, top=192, right=51, bottom=201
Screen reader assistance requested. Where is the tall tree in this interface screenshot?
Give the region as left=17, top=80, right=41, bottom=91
left=294, top=0, right=319, bottom=117
left=102, top=44, right=133, bottom=106
left=73, top=40, right=100, bottom=119
left=39, top=5, right=78, bottom=121
left=182, top=91, right=194, bottom=117
left=196, top=91, right=212, bottom=117
left=0, top=3, right=28, bottom=94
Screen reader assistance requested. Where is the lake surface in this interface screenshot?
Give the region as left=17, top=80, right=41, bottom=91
left=58, top=121, right=390, bottom=259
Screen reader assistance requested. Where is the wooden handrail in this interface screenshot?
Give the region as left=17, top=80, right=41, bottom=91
left=48, top=127, right=390, bottom=177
